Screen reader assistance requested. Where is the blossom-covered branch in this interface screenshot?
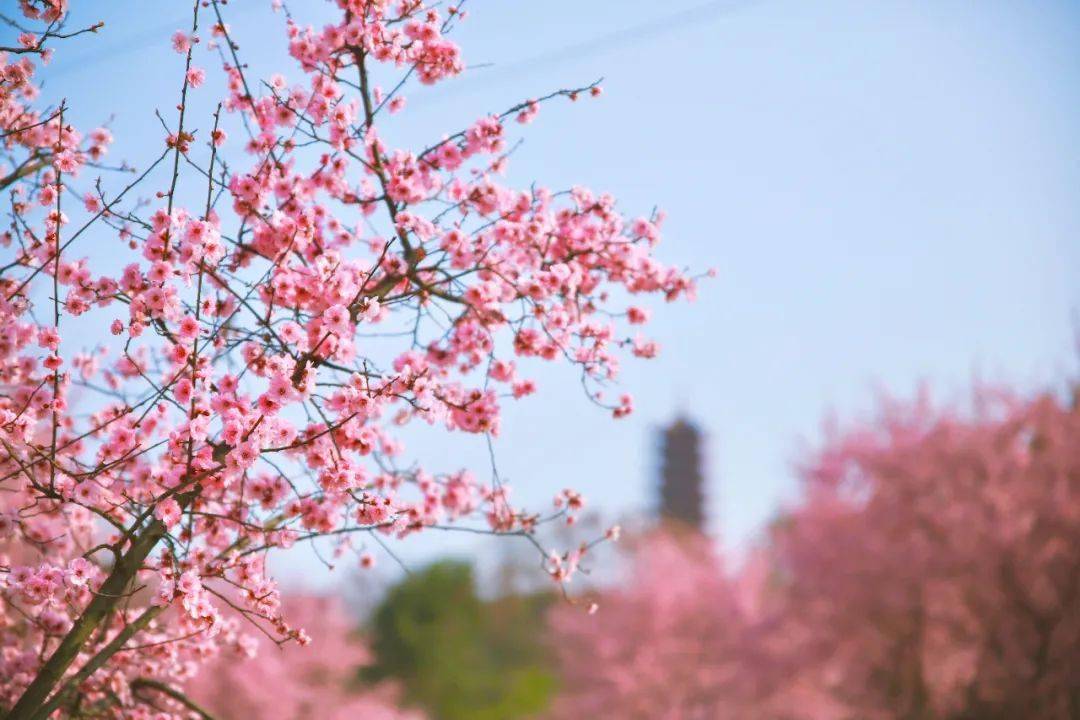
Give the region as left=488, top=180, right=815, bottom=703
left=0, top=0, right=697, bottom=717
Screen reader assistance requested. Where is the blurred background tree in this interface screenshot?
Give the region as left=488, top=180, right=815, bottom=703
left=362, top=561, right=557, bottom=720
left=186, top=595, right=422, bottom=720
left=548, top=388, right=1080, bottom=719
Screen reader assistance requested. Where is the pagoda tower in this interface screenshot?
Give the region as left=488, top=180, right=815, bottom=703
left=656, top=415, right=707, bottom=531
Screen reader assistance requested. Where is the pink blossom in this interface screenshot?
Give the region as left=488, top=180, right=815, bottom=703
left=154, top=497, right=182, bottom=528
left=172, top=31, right=192, bottom=54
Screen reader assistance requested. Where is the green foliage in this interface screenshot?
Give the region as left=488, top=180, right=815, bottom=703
left=362, top=560, right=557, bottom=720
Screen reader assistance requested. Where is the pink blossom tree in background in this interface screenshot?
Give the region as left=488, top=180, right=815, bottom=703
left=550, top=386, right=1080, bottom=720
left=0, top=0, right=696, bottom=716
left=768, top=387, right=1080, bottom=719
left=548, top=530, right=763, bottom=720
left=186, top=594, right=422, bottom=720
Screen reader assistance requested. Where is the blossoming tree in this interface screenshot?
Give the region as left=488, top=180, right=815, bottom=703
left=547, top=531, right=760, bottom=720
left=550, top=386, right=1080, bottom=719
left=0, top=0, right=696, bottom=717
left=186, top=594, right=422, bottom=720
left=768, top=387, right=1080, bottom=718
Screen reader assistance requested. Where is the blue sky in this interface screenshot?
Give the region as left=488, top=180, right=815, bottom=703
left=25, top=0, right=1080, bottom=585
